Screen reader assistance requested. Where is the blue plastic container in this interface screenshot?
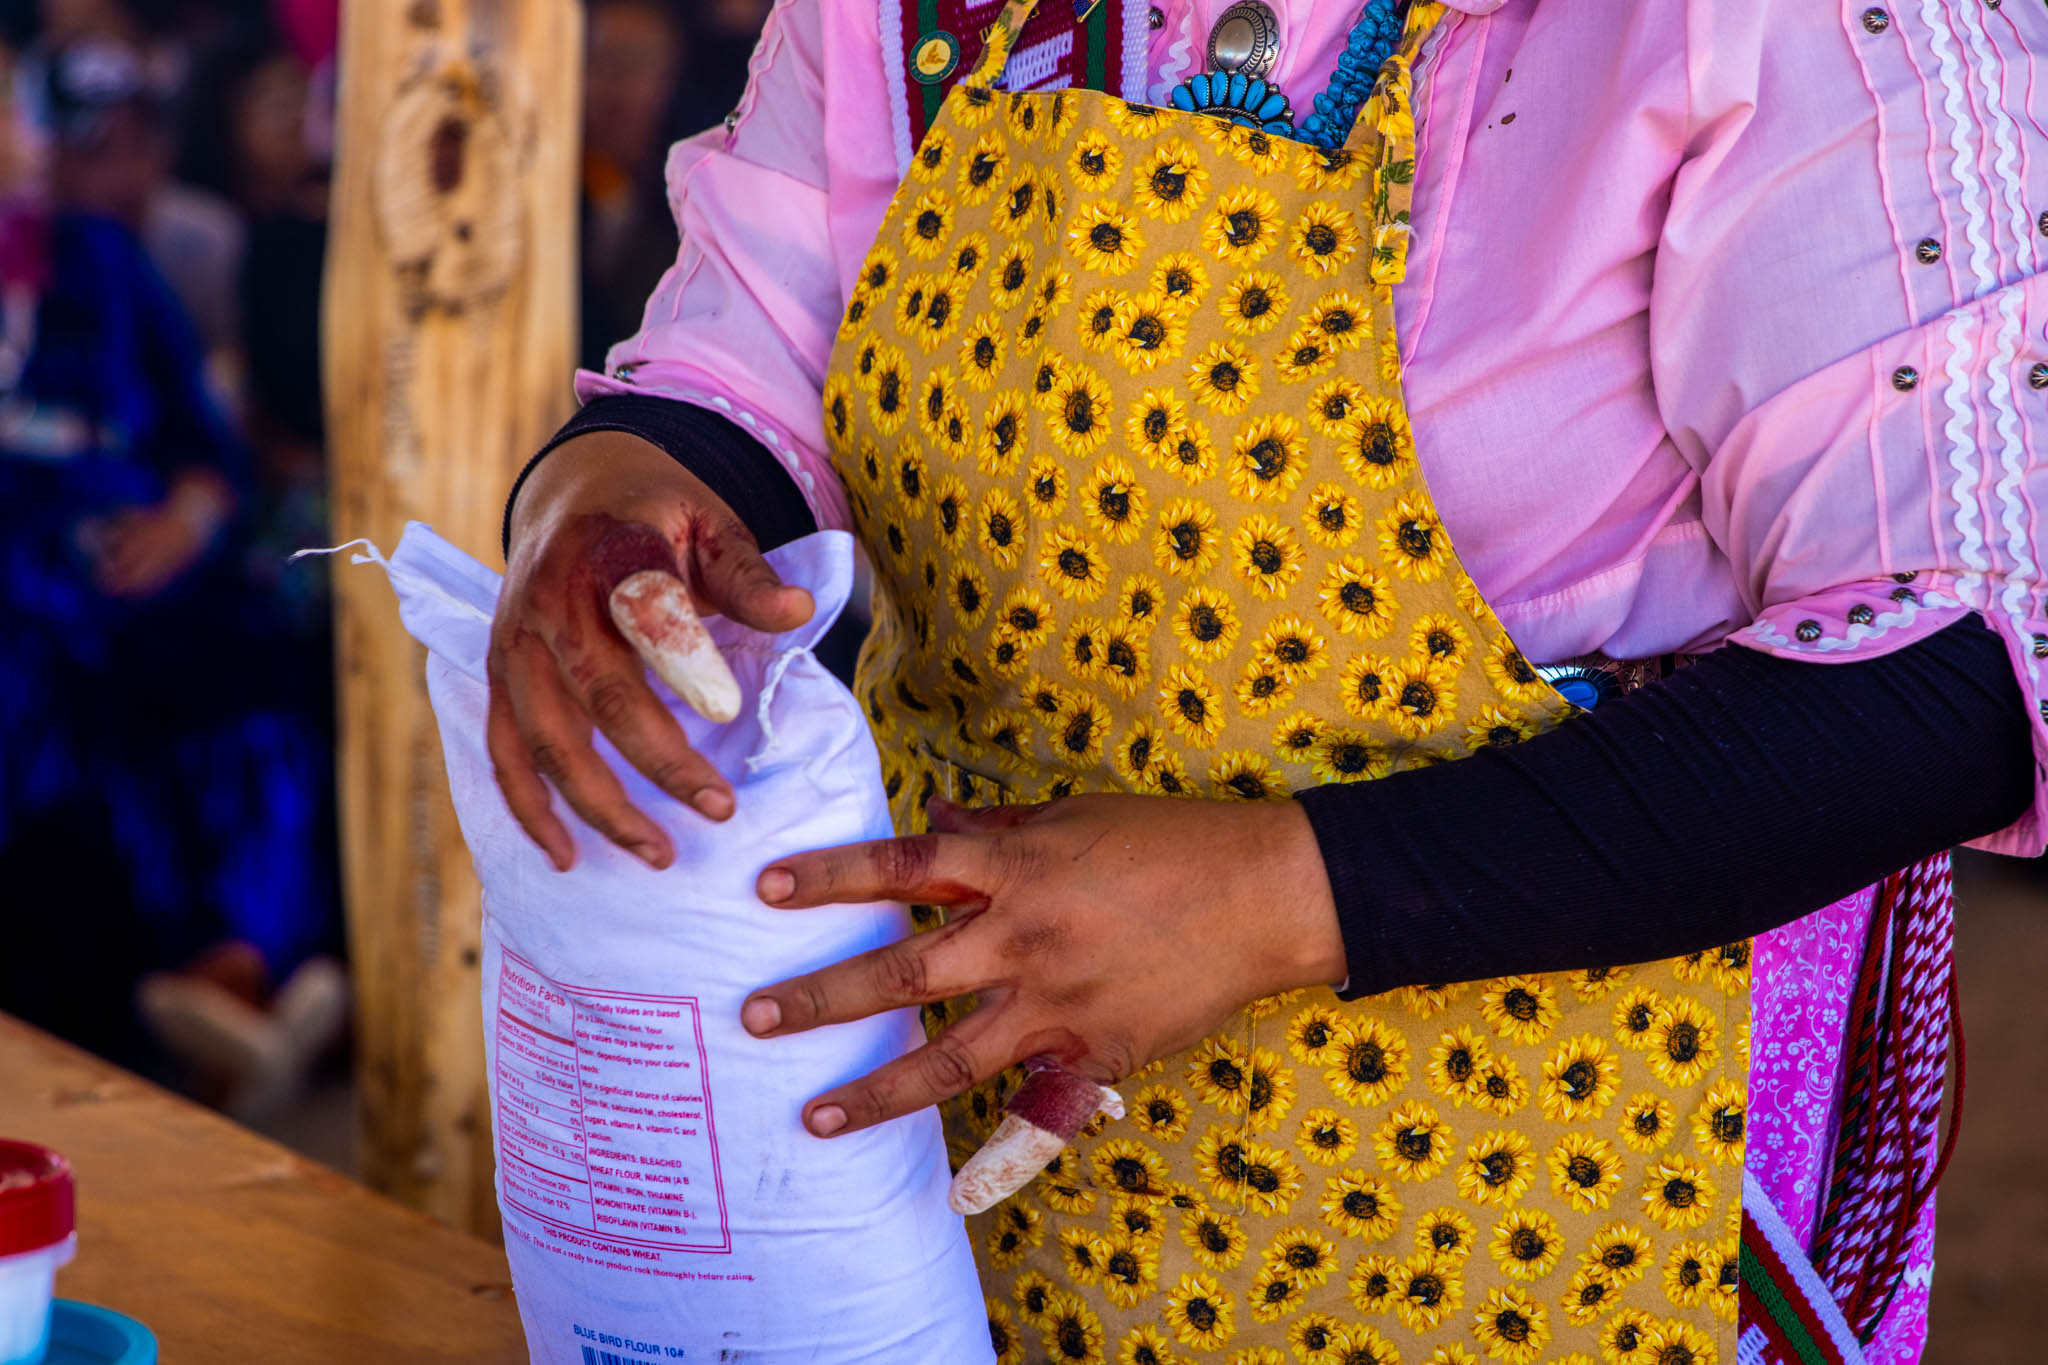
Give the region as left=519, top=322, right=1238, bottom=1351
left=42, top=1304, right=153, bottom=1365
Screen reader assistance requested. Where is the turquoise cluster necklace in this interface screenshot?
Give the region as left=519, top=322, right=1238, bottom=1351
left=1166, top=0, right=1408, bottom=148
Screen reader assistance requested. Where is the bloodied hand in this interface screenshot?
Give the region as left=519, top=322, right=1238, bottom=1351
left=490, top=430, right=814, bottom=871
left=740, top=793, right=1347, bottom=1136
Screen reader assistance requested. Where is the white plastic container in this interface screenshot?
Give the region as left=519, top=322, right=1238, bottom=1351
left=0, top=1142, right=75, bottom=1365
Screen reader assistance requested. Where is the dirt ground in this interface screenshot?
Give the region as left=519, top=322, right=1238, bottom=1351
left=1924, top=852, right=2048, bottom=1363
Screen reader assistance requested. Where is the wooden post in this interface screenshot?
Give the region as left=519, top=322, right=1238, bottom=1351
left=323, top=0, right=581, bottom=1233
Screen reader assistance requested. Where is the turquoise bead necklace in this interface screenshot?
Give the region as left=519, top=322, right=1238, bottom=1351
left=1167, top=0, right=1408, bottom=149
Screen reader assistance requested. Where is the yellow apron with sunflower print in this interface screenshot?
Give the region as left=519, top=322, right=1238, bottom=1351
left=820, top=4, right=1750, bottom=1362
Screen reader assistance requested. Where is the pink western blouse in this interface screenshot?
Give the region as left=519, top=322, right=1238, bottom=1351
left=584, top=0, right=2048, bottom=858
left=575, top=1, right=2037, bottom=1348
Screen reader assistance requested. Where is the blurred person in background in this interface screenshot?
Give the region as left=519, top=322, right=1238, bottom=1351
left=178, top=21, right=329, bottom=634
left=19, top=0, right=249, bottom=414
left=174, top=22, right=341, bottom=1041
left=32, top=0, right=137, bottom=42
left=266, top=0, right=334, bottom=169
left=578, top=0, right=686, bottom=371
left=574, top=0, right=787, bottom=370
left=0, top=33, right=342, bottom=1119
left=668, top=0, right=772, bottom=135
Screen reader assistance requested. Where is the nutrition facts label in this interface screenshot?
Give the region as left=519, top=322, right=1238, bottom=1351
left=493, top=950, right=731, bottom=1254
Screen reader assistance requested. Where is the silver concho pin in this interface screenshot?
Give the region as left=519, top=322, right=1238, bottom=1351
left=1206, top=0, right=1280, bottom=79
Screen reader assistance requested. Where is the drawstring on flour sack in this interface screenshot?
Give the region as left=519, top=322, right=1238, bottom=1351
left=305, top=529, right=804, bottom=775
left=746, top=647, right=804, bottom=776
left=289, top=537, right=386, bottom=568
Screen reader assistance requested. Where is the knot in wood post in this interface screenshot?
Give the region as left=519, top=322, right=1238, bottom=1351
left=373, top=60, right=523, bottom=315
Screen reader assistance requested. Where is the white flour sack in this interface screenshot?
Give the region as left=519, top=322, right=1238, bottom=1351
left=376, top=523, right=991, bottom=1365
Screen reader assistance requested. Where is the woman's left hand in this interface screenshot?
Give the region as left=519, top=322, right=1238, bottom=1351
left=741, top=793, right=1346, bottom=1138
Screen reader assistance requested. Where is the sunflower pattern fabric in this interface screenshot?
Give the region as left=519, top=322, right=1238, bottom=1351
left=819, top=3, right=1751, bottom=1362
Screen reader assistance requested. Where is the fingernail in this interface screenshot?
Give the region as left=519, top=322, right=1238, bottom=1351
left=758, top=868, right=796, bottom=903
left=808, top=1104, right=847, bottom=1137
left=741, top=997, right=781, bottom=1035
left=694, top=788, right=735, bottom=820
left=630, top=841, right=665, bottom=867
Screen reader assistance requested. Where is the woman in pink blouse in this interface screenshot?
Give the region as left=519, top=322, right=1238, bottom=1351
left=489, top=1, right=2048, bottom=1360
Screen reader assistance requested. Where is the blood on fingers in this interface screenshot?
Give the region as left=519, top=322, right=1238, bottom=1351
left=919, top=878, right=990, bottom=907
left=588, top=518, right=683, bottom=591
left=871, top=832, right=943, bottom=891
left=691, top=517, right=741, bottom=566
left=1010, top=1026, right=1091, bottom=1071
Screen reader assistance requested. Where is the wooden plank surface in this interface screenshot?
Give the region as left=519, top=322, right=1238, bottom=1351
left=0, top=1014, right=529, bottom=1363
left=323, top=0, right=581, bottom=1232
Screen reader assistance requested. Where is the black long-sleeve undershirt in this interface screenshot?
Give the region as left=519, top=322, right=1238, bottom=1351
left=1297, top=613, right=2033, bottom=996
left=512, top=397, right=2039, bottom=996
left=505, top=396, right=821, bottom=556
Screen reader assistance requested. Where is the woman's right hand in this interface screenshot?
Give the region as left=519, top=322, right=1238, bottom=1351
left=491, top=431, right=815, bottom=871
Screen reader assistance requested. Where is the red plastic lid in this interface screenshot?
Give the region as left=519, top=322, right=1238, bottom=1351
left=0, top=1141, right=75, bottom=1257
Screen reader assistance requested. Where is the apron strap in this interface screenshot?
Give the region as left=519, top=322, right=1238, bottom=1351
left=1740, top=1171, right=1873, bottom=1365
left=1808, top=851, right=1960, bottom=1341
left=1329, top=0, right=1450, bottom=286
left=965, top=0, right=1044, bottom=89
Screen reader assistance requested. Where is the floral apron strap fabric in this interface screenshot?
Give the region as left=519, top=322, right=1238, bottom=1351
left=820, top=2, right=1755, bottom=1358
